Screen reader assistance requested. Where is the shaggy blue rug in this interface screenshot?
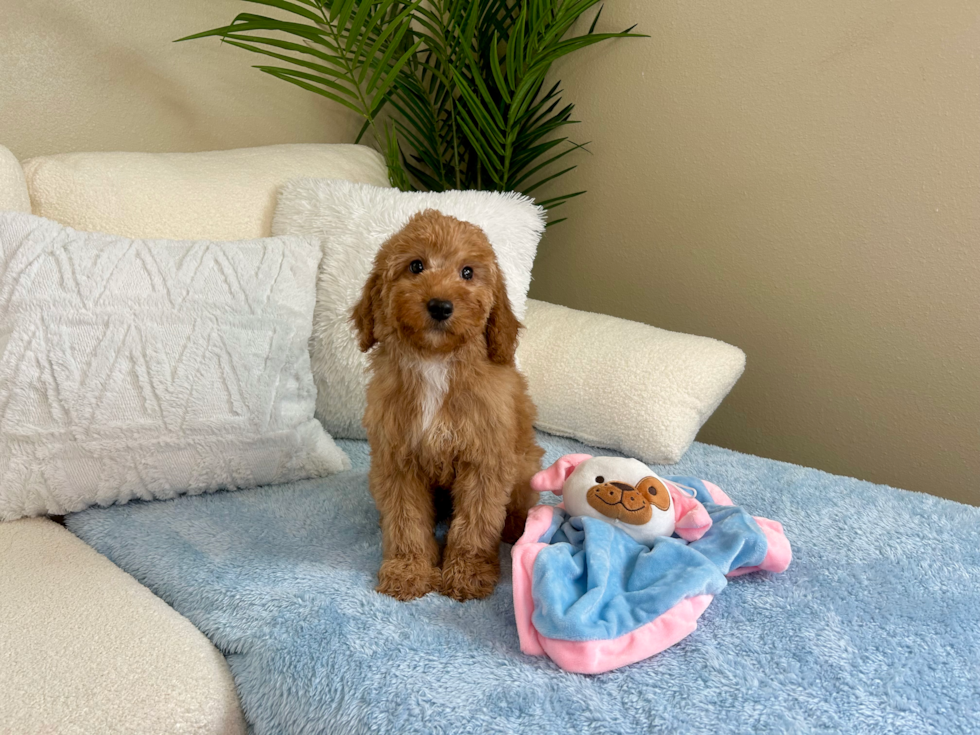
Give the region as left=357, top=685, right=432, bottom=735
left=67, top=433, right=980, bottom=734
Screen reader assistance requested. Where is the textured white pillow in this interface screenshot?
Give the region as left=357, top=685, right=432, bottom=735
left=516, top=299, right=746, bottom=464
left=272, top=179, right=545, bottom=439
left=0, top=212, right=349, bottom=521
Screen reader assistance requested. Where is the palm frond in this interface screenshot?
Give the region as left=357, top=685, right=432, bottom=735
left=180, top=0, right=646, bottom=220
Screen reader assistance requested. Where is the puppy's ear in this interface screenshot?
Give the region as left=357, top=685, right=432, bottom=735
left=351, top=270, right=383, bottom=352
left=485, top=269, right=521, bottom=365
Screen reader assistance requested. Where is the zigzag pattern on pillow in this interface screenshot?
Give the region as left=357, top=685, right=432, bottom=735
left=0, top=212, right=349, bottom=521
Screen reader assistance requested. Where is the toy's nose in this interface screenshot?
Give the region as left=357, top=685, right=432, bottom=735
left=597, top=482, right=633, bottom=504
left=427, top=299, right=453, bottom=322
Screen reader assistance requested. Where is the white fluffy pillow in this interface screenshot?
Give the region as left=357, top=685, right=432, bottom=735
left=516, top=299, right=746, bottom=464
left=272, top=179, right=545, bottom=439
left=0, top=212, right=349, bottom=521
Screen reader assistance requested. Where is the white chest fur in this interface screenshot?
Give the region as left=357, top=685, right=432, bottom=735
left=414, top=357, right=451, bottom=435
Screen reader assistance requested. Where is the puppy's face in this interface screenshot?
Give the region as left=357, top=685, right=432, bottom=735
left=383, top=213, right=498, bottom=354
left=352, top=210, right=520, bottom=363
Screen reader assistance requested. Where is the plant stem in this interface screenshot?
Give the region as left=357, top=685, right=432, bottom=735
left=451, top=94, right=461, bottom=189
left=316, top=1, right=383, bottom=168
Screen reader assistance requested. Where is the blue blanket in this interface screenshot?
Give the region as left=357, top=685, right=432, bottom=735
left=66, top=433, right=980, bottom=734
left=531, top=510, right=729, bottom=641
left=679, top=476, right=772, bottom=573
left=529, top=475, right=778, bottom=644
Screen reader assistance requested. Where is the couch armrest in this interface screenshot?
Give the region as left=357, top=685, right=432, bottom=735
left=0, top=518, right=245, bottom=735
left=517, top=299, right=745, bottom=464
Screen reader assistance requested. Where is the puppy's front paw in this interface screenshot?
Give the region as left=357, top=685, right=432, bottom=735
left=441, top=553, right=500, bottom=602
left=376, top=557, right=439, bottom=601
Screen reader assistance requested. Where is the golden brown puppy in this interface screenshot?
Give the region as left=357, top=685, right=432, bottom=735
left=351, top=209, right=544, bottom=602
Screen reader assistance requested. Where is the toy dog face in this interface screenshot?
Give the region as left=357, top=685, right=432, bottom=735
left=562, top=457, right=676, bottom=544
left=586, top=475, right=671, bottom=525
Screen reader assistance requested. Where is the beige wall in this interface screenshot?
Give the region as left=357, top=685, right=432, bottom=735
left=2, top=1, right=976, bottom=502
left=0, top=0, right=360, bottom=159
left=531, top=1, right=980, bottom=503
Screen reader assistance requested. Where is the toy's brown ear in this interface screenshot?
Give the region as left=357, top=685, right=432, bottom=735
left=350, top=269, right=383, bottom=352
left=485, top=269, right=521, bottom=365
left=637, top=477, right=671, bottom=511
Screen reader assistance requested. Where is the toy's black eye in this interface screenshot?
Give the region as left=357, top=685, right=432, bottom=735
left=595, top=476, right=604, bottom=483
left=461, top=266, right=473, bottom=280
left=410, top=260, right=424, bottom=274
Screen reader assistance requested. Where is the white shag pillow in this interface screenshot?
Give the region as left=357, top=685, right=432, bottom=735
left=516, top=299, right=746, bottom=464
left=0, top=212, right=350, bottom=521
left=272, top=179, right=545, bottom=439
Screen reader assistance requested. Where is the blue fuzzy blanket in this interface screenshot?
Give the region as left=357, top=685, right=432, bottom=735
left=66, top=433, right=980, bottom=734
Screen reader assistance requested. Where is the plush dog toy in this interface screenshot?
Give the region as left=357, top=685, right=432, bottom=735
left=530, top=454, right=713, bottom=545
left=516, top=454, right=793, bottom=674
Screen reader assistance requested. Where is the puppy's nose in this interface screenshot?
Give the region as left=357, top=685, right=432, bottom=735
left=427, top=299, right=454, bottom=322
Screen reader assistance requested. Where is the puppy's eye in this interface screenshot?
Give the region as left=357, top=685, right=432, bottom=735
left=595, top=476, right=604, bottom=483
left=460, top=266, right=473, bottom=280
left=409, top=260, right=424, bottom=274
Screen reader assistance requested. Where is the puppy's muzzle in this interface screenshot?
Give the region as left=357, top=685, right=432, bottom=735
left=427, top=299, right=453, bottom=322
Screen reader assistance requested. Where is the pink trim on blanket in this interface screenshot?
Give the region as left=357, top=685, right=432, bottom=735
left=512, top=504, right=555, bottom=656
left=698, top=482, right=791, bottom=576
left=696, top=481, right=792, bottom=576
left=512, top=504, right=713, bottom=674
left=536, top=594, right=714, bottom=675
left=702, top=480, right=734, bottom=506
left=727, top=517, right=793, bottom=577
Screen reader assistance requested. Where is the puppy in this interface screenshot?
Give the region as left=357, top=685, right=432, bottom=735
left=351, top=209, right=544, bottom=602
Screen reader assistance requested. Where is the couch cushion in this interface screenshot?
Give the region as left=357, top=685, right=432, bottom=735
left=517, top=299, right=745, bottom=464
left=21, top=143, right=389, bottom=240
left=0, top=145, right=30, bottom=213
left=0, top=517, right=245, bottom=735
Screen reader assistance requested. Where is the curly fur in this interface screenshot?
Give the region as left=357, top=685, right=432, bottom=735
left=351, top=209, right=544, bottom=602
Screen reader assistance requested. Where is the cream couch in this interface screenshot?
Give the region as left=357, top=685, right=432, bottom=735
left=0, top=143, right=394, bottom=735
left=0, top=143, right=396, bottom=735
left=0, top=143, right=743, bottom=734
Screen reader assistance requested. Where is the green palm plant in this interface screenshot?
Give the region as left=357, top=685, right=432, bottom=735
left=180, top=0, right=644, bottom=224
